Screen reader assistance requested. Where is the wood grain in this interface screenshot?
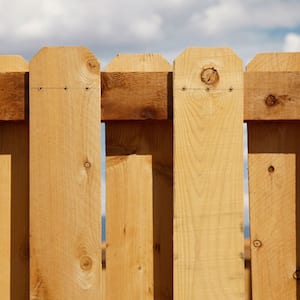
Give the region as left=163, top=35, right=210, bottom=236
left=106, top=155, right=153, bottom=299
left=0, top=55, right=29, bottom=300
left=244, top=72, right=300, bottom=120
left=0, top=155, right=11, bottom=300
left=30, top=47, right=102, bottom=299
left=249, top=154, right=296, bottom=299
left=0, top=72, right=27, bottom=120
left=246, top=52, right=300, bottom=300
left=105, top=53, right=173, bottom=300
left=101, top=72, right=171, bottom=120
left=173, top=47, right=244, bottom=299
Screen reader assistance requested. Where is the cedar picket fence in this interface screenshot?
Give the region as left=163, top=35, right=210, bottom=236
left=0, top=47, right=299, bottom=300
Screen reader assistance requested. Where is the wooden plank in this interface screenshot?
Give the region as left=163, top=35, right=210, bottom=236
left=249, top=154, right=296, bottom=299
left=101, top=72, right=171, bottom=120
left=105, top=53, right=173, bottom=300
left=173, top=47, right=244, bottom=299
left=106, top=155, right=153, bottom=299
left=0, top=155, right=11, bottom=300
left=0, top=72, right=27, bottom=120
left=246, top=52, right=300, bottom=300
left=0, top=71, right=171, bottom=121
left=0, top=55, right=29, bottom=300
left=245, top=72, right=300, bottom=120
left=30, top=47, right=102, bottom=299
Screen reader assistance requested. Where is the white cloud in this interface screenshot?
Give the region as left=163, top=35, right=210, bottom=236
left=283, top=32, right=300, bottom=52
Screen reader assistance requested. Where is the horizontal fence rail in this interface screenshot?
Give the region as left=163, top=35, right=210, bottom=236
left=0, top=47, right=299, bottom=300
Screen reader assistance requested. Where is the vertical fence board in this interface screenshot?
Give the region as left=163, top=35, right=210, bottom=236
left=0, top=155, right=11, bottom=300
left=173, top=48, right=244, bottom=299
left=106, top=155, right=153, bottom=299
left=105, top=54, right=173, bottom=299
left=30, top=47, right=101, bottom=299
left=0, top=55, right=29, bottom=300
left=249, top=154, right=296, bottom=299
left=247, top=52, right=300, bottom=300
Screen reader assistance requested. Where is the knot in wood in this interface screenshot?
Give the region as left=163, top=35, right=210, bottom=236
left=80, top=255, right=93, bottom=271
left=201, top=67, right=219, bottom=85
left=265, top=94, right=278, bottom=106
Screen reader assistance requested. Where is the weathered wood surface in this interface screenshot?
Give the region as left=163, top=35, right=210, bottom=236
left=106, top=155, right=153, bottom=300
left=173, top=47, right=244, bottom=299
left=30, top=47, right=102, bottom=299
left=105, top=53, right=173, bottom=300
left=0, top=155, right=11, bottom=300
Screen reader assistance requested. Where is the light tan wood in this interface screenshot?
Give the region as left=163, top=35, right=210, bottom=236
left=249, top=154, right=296, bottom=299
left=105, top=53, right=173, bottom=299
left=0, top=155, right=11, bottom=300
left=245, top=71, right=300, bottom=120
left=0, top=56, right=29, bottom=299
left=106, top=155, right=153, bottom=299
left=0, top=55, right=28, bottom=72
left=30, top=47, right=102, bottom=299
left=173, top=47, right=244, bottom=299
left=247, top=52, right=300, bottom=299
left=247, top=53, right=300, bottom=72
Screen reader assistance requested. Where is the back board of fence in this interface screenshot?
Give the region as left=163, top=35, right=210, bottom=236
left=0, top=46, right=299, bottom=300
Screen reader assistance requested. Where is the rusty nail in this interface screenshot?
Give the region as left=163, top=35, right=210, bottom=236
left=265, top=94, right=278, bottom=106
left=201, top=67, right=219, bottom=85
left=253, top=240, right=262, bottom=248
left=182, top=86, right=186, bottom=91
left=229, top=87, right=233, bottom=92
left=268, top=165, right=275, bottom=173
left=64, top=86, right=68, bottom=90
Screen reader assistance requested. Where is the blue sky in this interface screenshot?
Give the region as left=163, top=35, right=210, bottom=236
left=0, top=0, right=299, bottom=65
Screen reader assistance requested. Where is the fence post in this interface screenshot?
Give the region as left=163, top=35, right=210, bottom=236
left=105, top=53, right=173, bottom=299
left=173, top=47, right=245, bottom=299
left=29, top=47, right=102, bottom=298
left=246, top=53, right=300, bottom=299
left=0, top=55, right=29, bottom=300
left=0, top=155, right=11, bottom=300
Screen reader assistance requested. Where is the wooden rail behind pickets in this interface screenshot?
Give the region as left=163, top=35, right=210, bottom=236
left=1, top=47, right=300, bottom=300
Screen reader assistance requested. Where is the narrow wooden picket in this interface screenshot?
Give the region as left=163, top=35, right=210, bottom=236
left=106, top=155, right=153, bottom=299
left=246, top=53, right=300, bottom=300
left=0, top=55, right=29, bottom=300
left=173, top=48, right=245, bottom=299
left=0, top=155, right=11, bottom=300
left=29, top=47, right=102, bottom=299
left=105, top=54, right=173, bottom=299
left=249, top=154, right=296, bottom=299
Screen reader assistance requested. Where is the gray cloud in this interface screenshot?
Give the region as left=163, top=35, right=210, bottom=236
left=0, top=0, right=299, bottom=66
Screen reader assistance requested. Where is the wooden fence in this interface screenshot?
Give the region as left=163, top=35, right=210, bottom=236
left=0, top=47, right=299, bottom=299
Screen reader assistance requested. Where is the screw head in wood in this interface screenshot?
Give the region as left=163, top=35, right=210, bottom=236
left=253, top=240, right=262, bottom=248
left=200, top=67, right=219, bottom=85
left=293, top=270, right=300, bottom=280
left=268, top=165, right=275, bottom=173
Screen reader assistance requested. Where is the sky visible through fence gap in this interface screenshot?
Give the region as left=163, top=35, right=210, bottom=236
left=100, top=123, right=250, bottom=241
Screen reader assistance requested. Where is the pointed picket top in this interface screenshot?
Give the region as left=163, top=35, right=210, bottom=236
left=30, top=47, right=100, bottom=88
left=0, top=55, right=28, bottom=72
left=105, top=53, right=171, bottom=72
left=174, top=47, right=243, bottom=92
left=247, top=52, right=300, bottom=72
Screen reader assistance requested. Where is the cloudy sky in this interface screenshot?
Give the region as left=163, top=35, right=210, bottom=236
left=0, top=0, right=300, bottom=66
